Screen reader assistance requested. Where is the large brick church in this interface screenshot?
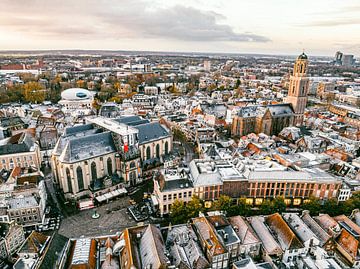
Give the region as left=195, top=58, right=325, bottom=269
left=232, top=52, right=309, bottom=137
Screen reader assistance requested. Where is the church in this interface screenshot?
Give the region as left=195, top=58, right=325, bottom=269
left=51, top=116, right=172, bottom=200
left=232, top=52, right=309, bottom=137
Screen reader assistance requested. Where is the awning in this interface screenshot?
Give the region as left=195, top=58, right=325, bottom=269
left=95, top=188, right=128, bottom=203
left=151, top=195, right=159, bottom=206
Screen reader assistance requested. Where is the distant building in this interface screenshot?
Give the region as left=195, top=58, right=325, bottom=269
left=99, top=102, right=122, bottom=118
left=231, top=104, right=294, bottom=137
left=335, top=51, right=343, bottom=65
left=342, top=54, right=355, bottom=67
left=0, top=132, right=41, bottom=171
left=204, top=60, right=211, bottom=72
left=144, top=86, right=159, bottom=95
left=58, top=88, right=94, bottom=116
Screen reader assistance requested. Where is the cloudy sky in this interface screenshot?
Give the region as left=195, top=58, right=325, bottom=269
left=0, top=0, right=359, bottom=56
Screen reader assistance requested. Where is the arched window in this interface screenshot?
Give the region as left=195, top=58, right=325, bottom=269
left=66, top=168, right=72, bottom=193
left=107, top=158, right=113, bottom=176
left=130, top=171, right=136, bottom=186
left=156, top=144, right=160, bottom=158
left=91, top=162, right=97, bottom=182
left=146, top=146, right=151, bottom=160
left=130, top=161, right=136, bottom=169
left=76, top=166, right=84, bottom=191
left=165, top=141, right=169, bottom=155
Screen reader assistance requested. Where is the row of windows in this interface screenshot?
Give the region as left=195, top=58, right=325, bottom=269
left=66, top=158, right=113, bottom=193
left=10, top=209, right=38, bottom=216
left=4, top=155, right=33, bottom=164
left=12, top=215, right=38, bottom=222
left=145, top=141, right=169, bottom=160
left=163, top=191, right=192, bottom=201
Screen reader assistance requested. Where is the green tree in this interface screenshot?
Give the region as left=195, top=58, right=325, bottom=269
left=186, top=196, right=204, bottom=219
left=24, top=81, right=46, bottom=103
left=4, top=84, right=25, bottom=103
left=301, top=196, right=322, bottom=216
left=272, top=197, right=287, bottom=213
left=237, top=198, right=252, bottom=216
left=170, top=199, right=188, bottom=224
left=260, top=199, right=273, bottom=215
left=213, top=195, right=232, bottom=213
left=322, top=199, right=340, bottom=216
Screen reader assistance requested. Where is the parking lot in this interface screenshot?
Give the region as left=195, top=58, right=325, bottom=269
left=58, top=196, right=139, bottom=238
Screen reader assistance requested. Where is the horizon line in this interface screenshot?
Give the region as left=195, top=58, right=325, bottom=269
left=0, top=48, right=339, bottom=58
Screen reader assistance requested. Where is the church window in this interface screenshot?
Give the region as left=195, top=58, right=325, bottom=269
left=91, top=162, right=97, bottom=182
left=156, top=144, right=160, bottom=158
left=66, top=168, right=72, bottom=193
left=107, top=158, right=113, bottom=176
left=165, top=141, right=169, bottom=155
left=76, top=166, right=85, bottom=191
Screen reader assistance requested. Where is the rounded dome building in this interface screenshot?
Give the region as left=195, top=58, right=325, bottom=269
left=59, top=88, right=94, bottom=116
left=61, top=88, right=92, bottom=101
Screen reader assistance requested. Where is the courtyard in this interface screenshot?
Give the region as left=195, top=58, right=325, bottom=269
left=58, top=196, right=139, bottom=238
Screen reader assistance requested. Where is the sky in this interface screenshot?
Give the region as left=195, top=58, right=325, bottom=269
left=0, top=0, right=359, bottom=56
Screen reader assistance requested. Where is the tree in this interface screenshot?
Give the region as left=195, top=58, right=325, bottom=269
left=186, top=196, right=203, bottom=219
left=301, top=196, right=322, bottom=216
left=172, top=128, right=187, bottom=142
left=323, top=199, right=341, bottom=216
left=260, top=200, right=273, bottom=215
left=237, top=198, right=252, bottom=216
left=76, top=79, right=87, bottom=89
left=170, top=200, right=187, bottom=224
left=272, top=197, right=287, bottom=213
left=3, top=84, right=25, bottom=103
left=213, top=195, right=232, bottom=213
left=24, top=81, right=46, bottom=103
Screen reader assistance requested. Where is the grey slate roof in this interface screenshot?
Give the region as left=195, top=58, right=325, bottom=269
left=0, top=116, right=25, bottom=128
left=126, top=119, right=150, bottom=126
left=161, top=178, right=193, bottom=192
left=267, top=104, right=294, bottom=116
left=134, top=122, right=170, bottom=144
left=60, top=131, right=116, bottom=163
left=0, top=133, right=35, bottom=155
left=114, top=116, right=143, bottom=125
left=237, top=104, right=294, bottom=118
left=63, top=123, right=94, bottom=136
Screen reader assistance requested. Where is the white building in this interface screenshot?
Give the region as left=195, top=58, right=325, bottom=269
left=58, top=88, right=94, bottom=116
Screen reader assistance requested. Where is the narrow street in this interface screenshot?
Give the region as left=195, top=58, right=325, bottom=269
left=44, top=173, right=65, bottom=217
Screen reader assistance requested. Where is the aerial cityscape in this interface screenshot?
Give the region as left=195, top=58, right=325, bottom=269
left=0, top=1, right=360, bottom=269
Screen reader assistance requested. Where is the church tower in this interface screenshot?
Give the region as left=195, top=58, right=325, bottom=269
left=285, top=52, right=310, bottom=126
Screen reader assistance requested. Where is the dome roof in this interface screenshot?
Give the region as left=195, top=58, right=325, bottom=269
left=297, top=52, right=308, bottom=60
left=61, top=88, right=92, bottom=101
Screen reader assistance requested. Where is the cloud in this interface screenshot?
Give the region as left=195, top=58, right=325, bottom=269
left=305, top=18, right=360, bottom=27
left=97, top=5, right=270, bottom=42
left=0, top=0, right=270, bottom=43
